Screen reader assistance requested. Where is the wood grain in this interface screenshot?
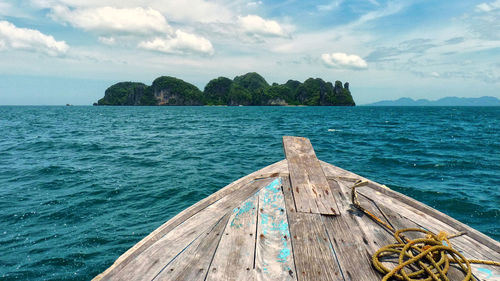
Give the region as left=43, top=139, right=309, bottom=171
left=94, top=137, right=500, bottom=281
left=360, top=188, right=500, bottom=280
left=111, top=178, right=274, bottom=281
left=322, top=179, right=385, bottom=281
left=255, top=178, right=296, bottom=281
left=330, top=179, right=395, bottom=252
left=282, top=176, right=343, bottom=281
left=94, top=160, right=288, bottom=280
left=283, top=136, right=339, bottom=215
left=363, top=188, right=466, bottom=280
left=358, top=187, right=500, bottom=260
left=153, top=213, right=230, bottom=281
left=320, top=160, right=500, bottom=254
left=206, top=192, right=260, bottom=281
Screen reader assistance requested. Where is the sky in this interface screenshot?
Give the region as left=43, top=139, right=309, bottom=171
left=0, top=0, right=499, bottom=105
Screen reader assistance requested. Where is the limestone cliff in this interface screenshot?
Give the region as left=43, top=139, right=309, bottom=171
left=151, top=76, right=203, bottom=106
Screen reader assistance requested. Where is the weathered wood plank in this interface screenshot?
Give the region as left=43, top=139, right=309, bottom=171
left=400, top=217, right=500, bottom=281
left=321, top=158, right=500, bottom=280
left=94, top=160, right=288, bottom=280
left=205, top=192, right=260, bottom=281
left=283, top=136, right=339, bottom=215
left=322, top=179, right=385, bottom=281
left=282, top=176, right=343, bottom=281
left=370, top=194, right=500, bottom=280
left=323, top=161, right=500, bottom=280
left=358, top=191, right=422, bottom=239
left=332, top=179, right=463, bottom=280
left=350, top=187, right=394, bottom=234
left=281, top=177, right=297, bottom=214
left=330, top=179, right=421, bottom=280
left=367, top=182, right=500, bottom=254
left=453, top=235, right=500, bottom=262
left=320, top=160, right=500, bottom=254
left=351, top=184, right=499, bottom=280
left=284, top=137, right=319, bottom=214
left=358, top=188, right=500, bottom=260
left=111, top=178, right=274, bottom=281
left=332, top=179, right=395, bottom=252
left=469, top=264, right=500, bottom=281
left=365, top=189, right=466, bottom=280
left=153, top=213, right=230, bottom=281
left=255, top=178, right=296, bottom=281
left=320, top=160, right=371, bottom=183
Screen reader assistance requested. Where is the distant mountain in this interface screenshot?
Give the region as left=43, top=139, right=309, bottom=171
left=366, top=96, right=500, bottom=106
left=95, top=72, right=356, bottom=106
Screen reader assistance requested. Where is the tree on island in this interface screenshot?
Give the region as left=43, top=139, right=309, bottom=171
left=96, top=72, right=356, bottom=106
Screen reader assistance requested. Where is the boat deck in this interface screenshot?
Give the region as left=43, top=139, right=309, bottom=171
left=94, top=136, right=500, bottom=281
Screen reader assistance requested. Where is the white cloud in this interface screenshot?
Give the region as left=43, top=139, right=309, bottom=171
left=247, top=1, right=263, bottom=7
left=321, top=52, right=368, bottom=69
left=476, top=0, right=500, bottom=12
left=350, top=2, right=405, bottom=28
left=140, top=0, right=233, bottom=23
left=430, top=71, right=440, bottom=77
left=138, top=30, right=214, bottom=55
left=32, top=0, right=233, bottom=23
left=467, top=0, right=500, bottom=40
left=32, top=1, right=292, bottom=47
left=98, top=36, right=115, bottom=45
left=44, top=4, right=218, bottom=55
left=0, top=20, right=68, bottom=56
left=317, top=1, right=343, bottom=12
left=50, top=6, right=172, bottom=35
left=476, top=3, right=492, bottom=12
left=238, top=15, right=287, bottom=37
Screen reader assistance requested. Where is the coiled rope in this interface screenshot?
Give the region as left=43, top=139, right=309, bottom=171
left=350, top=180, right=500, bottom=281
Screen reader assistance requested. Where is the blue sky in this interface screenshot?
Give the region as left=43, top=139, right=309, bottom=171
left=0, top=0, right=499, bottom=105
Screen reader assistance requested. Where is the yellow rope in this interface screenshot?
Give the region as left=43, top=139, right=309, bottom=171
left=350, top=180, right=500, bottom=281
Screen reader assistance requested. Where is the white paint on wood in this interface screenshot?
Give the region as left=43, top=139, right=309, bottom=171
left=255, top=178, right=296, bottom=281
left=111, top=179, right=274, bottom=281
left=206, top=192, right=260, bottom=281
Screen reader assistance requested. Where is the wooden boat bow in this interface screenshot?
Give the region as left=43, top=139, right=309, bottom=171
left=94, top=136, right=500, bottom=281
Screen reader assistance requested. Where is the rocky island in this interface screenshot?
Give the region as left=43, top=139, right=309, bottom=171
left=95, top=72, right=355, bottom=106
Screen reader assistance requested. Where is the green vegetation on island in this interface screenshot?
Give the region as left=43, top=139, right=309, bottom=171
left=96, top=72, right=355, bottom=106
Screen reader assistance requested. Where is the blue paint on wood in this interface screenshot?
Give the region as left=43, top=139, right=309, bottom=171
left=265, top=178, right=281, bottom=193
left=478, top=268, right=493, bottom=278
left=278, top=221, right=288, bottom=234
left=262, top=262, right=269, bottom=273
left=261, top=213, right=270, bottom=235
left=258, top=178, right=294, bottom=266
left=230, top=194, right=257, bottom=229
left=278, top=246, right=291, bottom=263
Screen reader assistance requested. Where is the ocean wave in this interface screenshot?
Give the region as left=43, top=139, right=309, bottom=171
left=0, top=106, right=498, bottom=280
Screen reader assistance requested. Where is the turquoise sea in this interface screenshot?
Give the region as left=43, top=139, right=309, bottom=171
left=0, top=106, right=499, bottom=280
